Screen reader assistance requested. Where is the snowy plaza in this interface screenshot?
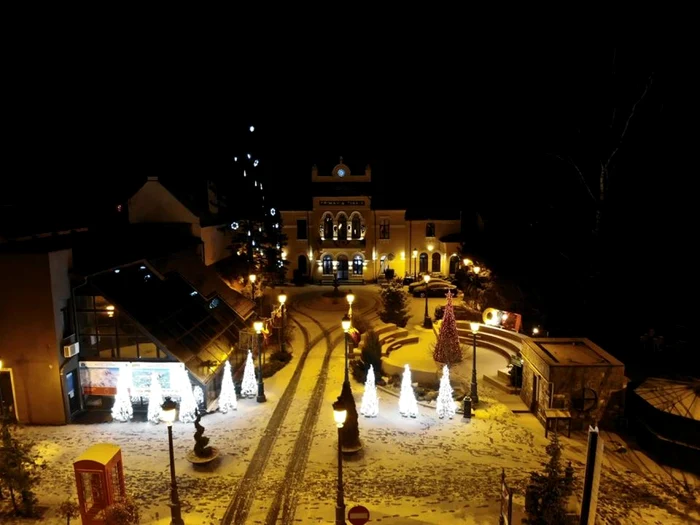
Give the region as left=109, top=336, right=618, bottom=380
left=3, top=287, right=699, bottom=524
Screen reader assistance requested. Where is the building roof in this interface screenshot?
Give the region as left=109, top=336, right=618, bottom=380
left=89, top=264, right=246, bottom=385
left=74, top=443, right=121, bottom=465
left=524, top=338, right=624, bottom=368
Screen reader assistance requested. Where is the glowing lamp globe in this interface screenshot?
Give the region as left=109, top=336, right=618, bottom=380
left=346, top=290, right=355, bottom=305
left=341, top=314, right=351, bottom=333
left=412, top=249, right=418, bottom=258
left=249, top=274, right=256, bottom=284
left=470, top=322, right=480, bottom=333
left=463, top=258, right=472, bottom=266
left=278, top=291, right=287, bottom=305
left=473, top=266, right=481, bottom=275
left=423, top=274, right=431, bottom=284
left=160, top=397, right=178, bottom=426
left=333, top=399, right=347, bottom=428
left=253, top=321, right=263, bottom=334
left=533, top=327, right=540, bottom=335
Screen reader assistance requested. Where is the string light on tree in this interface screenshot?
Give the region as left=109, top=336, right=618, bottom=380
left=147, top=372, right=163, bottom=424
left=360, top=365, right=379, bottom=417
left=193, top=385, right=205, bottom=411
left=111, top=364, right=134, bottom=422
left=219, top=360, right=238, bottom=413
left=240, top=350, right=257, bottom=398
left=433, top=291, right=463, bottom=366
left=399, top=364, right=418, bottom=418
left=436, top=365, right=456, bottom=419
left=177, top=367, right=198, bottom=423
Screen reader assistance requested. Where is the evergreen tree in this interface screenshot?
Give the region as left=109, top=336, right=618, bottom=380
left=360, top=365, right=379, bottom=417
left=436, top=365, right=456, bottom=419
left=146, top=372, right=163, bottom=424
left=379, top=280, right=411, bottom=327
left=399, top=364, right=418, bottom=418
left=218, top=360, right=238, bottom=413
left=525, top=431, right=575, bottom=525
left=240, top=350, right=257, bottom=398
left=111, top=365, right=133, bottom=422
left=0, top=418, right=43, bottom=516
left=177, top=368, right=198, bottom=423
left=433, top=291, right=463, bottom=365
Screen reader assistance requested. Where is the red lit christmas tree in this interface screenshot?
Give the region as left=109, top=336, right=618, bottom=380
left=433, top=291, right=463, bottom=365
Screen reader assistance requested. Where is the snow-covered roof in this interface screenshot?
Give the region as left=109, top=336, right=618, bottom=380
left=74, top=443, right=121, bottom=465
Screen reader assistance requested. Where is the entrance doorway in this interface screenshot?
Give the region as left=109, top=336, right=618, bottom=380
left=298, top=254, right=308, bottom=276
left=66, top=370, right=81, bottom=415
left=449, top=255, right=459, bottom=275
left=432, top=252, right=441, bottom=273
left=0, top=370, right=16, bottom=422
left=337, top=255, right=349, bottom=280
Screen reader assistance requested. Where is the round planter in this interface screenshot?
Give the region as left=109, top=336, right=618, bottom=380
left=186, top=446, right=220, bottom=465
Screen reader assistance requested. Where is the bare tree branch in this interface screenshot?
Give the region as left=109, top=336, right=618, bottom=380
left=552, top=154, right=597, bottom=204
left=605, top=73, right=654, bottom=170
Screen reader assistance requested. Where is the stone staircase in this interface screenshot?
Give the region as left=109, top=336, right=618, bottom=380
left=356, top=322, right=419, bottom=357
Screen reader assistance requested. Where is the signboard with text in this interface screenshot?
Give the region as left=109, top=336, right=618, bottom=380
left=79, top=361, right=185, bottom=397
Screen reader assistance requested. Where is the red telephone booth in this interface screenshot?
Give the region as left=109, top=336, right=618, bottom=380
left=73, top=443, right=126, bottom=524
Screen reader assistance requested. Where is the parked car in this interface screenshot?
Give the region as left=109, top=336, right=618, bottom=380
left=411, top=281, right=459, bottom=297
left=434, top=302, right=480, bottom=322
left=409, top=278, right=452, bottom=292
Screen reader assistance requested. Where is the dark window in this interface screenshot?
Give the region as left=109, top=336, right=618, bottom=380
left=432, top=252, right=441, bottom=272
left=351, top=215, right=361, bottom=239
left=353, top=256, right=364, bottom=275
left=338, top=215, right=348, bottom=240
left=297, top=219, right=308, bottom=240
left=379, top=219, right=390, bottom=239
left=426, top=223, right=435, bottom=237
left=323, top=216, right=333, bottom=239
left=419, top=253, right=428, bottom=273
left=322, top=255, right=333, bottom=275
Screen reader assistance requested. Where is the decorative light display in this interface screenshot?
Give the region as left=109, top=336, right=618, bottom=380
left=360, top=365, right=379, bottom=417
left=433, top=291, right=463, bottom=365
left=436, top=365, right=456, bottom=419
left=231, top=221, right=239, bottom=230
left=399, top=364, right=418, bottom=418
left=177, top=367, right=198, bottom=423
left=240, top=350, right=257, bottom=398
left=270, top=207, right=276, bottom=216
left=193, top=385, right=205, bottom=410
left=111, top=365, right=133, bottom=422
left=219, top=360, right=238, bottom=413
left=147, top=372, right=163, bottom=424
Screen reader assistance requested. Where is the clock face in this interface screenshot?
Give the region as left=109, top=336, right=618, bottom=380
left=337, top=168, right=346, bottom=177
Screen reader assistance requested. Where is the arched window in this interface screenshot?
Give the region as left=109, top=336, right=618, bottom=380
left=419, top=253, right=428, bottom=273
left=449, top=255, right=459, bottom=275
left=337, top=214, right=348, bottom=240
left=353, top=255, right=364, bottom=275
left=337, top=254, right=349, bottom=279
left=426, top=223, right=435, bottom=237
left=323, top=215, right=333, bottom=239
left=351, top=215, right=362, bottom=239
left=432, top=252, right=441, bottom=273
left=322, top=254, right=333, bottom=275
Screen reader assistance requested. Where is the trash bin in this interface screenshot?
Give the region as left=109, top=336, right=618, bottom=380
left=463, top=396, right=472, bottom=419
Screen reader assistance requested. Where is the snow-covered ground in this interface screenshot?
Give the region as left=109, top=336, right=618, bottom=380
left=3, top=287, right=698, bottom=524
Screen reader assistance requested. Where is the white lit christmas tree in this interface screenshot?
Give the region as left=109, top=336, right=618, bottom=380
left=436, top=365, right=456, bottom=419
left=399, top=364, right=418, bottom=418
left=177, top=367, right=198, bottom=423
left=147, top=372, right=163, bottom=424
left=219, top=360, right=238, bottom=413
left=193, top=385, right=205, bottom=410
left=111, top=365, right=133, bottom=422
left=240, top=349, right=257, bottom=398
left=360, top=365, right=379, bottom=417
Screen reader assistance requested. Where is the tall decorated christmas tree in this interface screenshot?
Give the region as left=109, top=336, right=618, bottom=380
left=399, top=364, right=418, bottom=418
left=240, top=350, right=258, bottom=398
left=360, top=365, right=379, bottom=417
left=433, top=291, right=463, bottom=366
left=111, top=365, right=133, bottom=422
left=177, top=368, right=198, bottom=423
left=147, top=372, right=163, bottom=424
left=436, top=365, right=456, bottom=419
left=219, top=360, right=238, bottom=413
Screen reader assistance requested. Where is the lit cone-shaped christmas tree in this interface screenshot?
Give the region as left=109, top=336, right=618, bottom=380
left=177, top=367, right=198, bottom=423
left=399, top=364, right=418, bottom=418
left=360, top=365, right=379, bottom=417
left=111, top=365, right=133, bottom=422
left=219, top=360, right=238, bottom=413
left=240, top=350, right=257, bottom=398
left=436, top=365, right=456, bottom=419
left=147, top=372, right=163, bottom=423
left=433, top=291, right=463, bottom=366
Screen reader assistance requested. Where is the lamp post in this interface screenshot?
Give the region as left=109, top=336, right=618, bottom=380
left=346, top=289, right=354, bottom=319
left=254, top=321, right=266, bottom=402
left=422, top=274, right=432, bottom=329
left=338, top=315, right=361, bottom=452
left=341, top=314, right=351, bottom=382
left=412, top=248, right=417, bottom=280
left=278, top=291, right=287, bottom=354
left=249, top=273, right=260, bottom=315
left=161, top=397, right=185, bottom=525
left=332, top=398, right=347, bottom=525
left=469, top=322, right=480, bottom=405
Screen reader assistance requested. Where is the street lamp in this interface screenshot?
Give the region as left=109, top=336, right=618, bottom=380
left=341, top=314, right=352, bottom=382
left=422, top=274, right=432, bottom=329
left=469, top=322, right=480, bottom=405
left=160, top=397, right=184, bottom=525
left=463, top=258, right=472, bottom=267
left=333, top=398, right=347, bottom=525
left=338, top=314, right=360, bottom=452
left=249, top=274, right=260, bottom=315
left=254, top=321, right=266, bottom=402
left=412, top=248, right=418, bottom=280
left=472, top=266, right=481, bottom=275
left=278, top=291, right=287, bottom=353
left=346, top=289, right=354, bottom=318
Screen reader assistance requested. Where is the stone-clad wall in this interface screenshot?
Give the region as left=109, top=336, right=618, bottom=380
left=520, top=360, right=552, bottom=425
